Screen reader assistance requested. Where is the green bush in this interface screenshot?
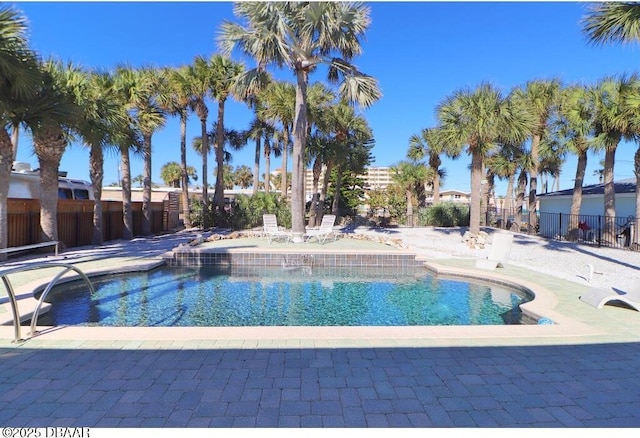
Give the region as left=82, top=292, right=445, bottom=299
left=229, top=192, right=291, bottom=230
left=417, top=202, right=470, bottom=227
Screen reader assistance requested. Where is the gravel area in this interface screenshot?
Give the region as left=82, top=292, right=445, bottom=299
left=354, top=226, right=640, bottom=292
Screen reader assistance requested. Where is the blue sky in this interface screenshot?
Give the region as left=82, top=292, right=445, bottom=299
left=11, top=1, right=640, bottom=195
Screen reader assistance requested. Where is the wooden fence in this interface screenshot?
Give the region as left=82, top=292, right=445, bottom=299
left=6, top=198, right=179, bottom=250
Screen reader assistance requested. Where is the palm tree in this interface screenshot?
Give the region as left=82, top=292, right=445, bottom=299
left=391, top=160, right=428, bottom=224
left=582, top=2, right=640, bottom=46
left=511, top=79, right=562, bottom=232
left=74, top=70, right=126, bottom=244
left=234, top=164, right=253, bottom=189
left=161, top=161, right=197, bottom=187
left=582, top=3, right=640, bottom=246
left=115, top=126, right=142, bottom=240
left=219, top=2, right=381, bottom=237
left=407, top=127, right=455, bottom=204
left=554, top=85, right=597, bottom=238
left=436, top=83, right=535, bottom=235
left=485, top=143, right=522, bottom=222
left=259, top=80, right=296, bottom=199
left=116, top=66, right=166, bottom=236
left=591, top=75, right=639, bottom=244
left=245, top=116, right=268, bottom=194
left=188, top=56, right=213, bottom=228
left=27, top=60, right=84, bottom=243
left=159, top=66, right=196, bottom=227
left=209, top=54, right=245, bottom=211
left=0, top=5, right=40, bottom=256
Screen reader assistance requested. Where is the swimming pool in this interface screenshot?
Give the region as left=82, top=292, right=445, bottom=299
left=36, top=266, right=532, bottom=327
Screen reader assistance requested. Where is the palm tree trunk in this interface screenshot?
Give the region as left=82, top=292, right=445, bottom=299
left=603, top=144, right=617, bottom=244
left=528, top=134, right=540, bottom=232
left=405, top=189, right=414, bottom=225
left=213, top=99, right=227, bottom=211
left=291, top=68, right=309, bottom=234
left=264, top=139, right=271, bottom=194
left=89, top=143, right=104, bottom=245
left=308, top=157, right=322, bottom=227
left=515, top=170, right=527, bottom=231
left=0, top=130, right=13, bottom=259
left=120, top=145, right=133, bottom=240
left=568, top=149, right=587, bottom=240
left=179, top=111, right=191, bottom=228
left=634, top=147, right=640, bottom=248
left=317, top=160, right=333, bottom=225
left=200, top=117, right=209, bottom=229
left=34, top=128, right=66, bottom=243
left=331, top=166, right=343, bottom=217
left=469, top=148, right=483, bottom=235
left=281, top=125, right=290, bottom=199
left=503, top=174, right=515, bottom=225
left=141, top=133, right=152, bottom=236
left=432, top=172, right=440, bottom=204
left=10, top=123, right=19, bottom=162
left=252, top=137, right=260, bottom=195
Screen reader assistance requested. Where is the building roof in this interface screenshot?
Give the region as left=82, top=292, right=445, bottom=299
left=538, top=178, right=636, bottom=198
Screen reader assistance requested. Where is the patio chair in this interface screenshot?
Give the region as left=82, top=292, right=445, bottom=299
left=475, top=233, right=513, bottom=270
left=262, top=214, right=291, bottom=244
left=305, top=214, right=337, bottom=245
left=580, top=283, right=640, bottom=312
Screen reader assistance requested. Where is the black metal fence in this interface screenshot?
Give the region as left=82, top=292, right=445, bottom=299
left=491, top=207, right=639, bottom=251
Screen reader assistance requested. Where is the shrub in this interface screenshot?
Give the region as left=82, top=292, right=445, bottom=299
left=417, top=202, right=470, bottom=227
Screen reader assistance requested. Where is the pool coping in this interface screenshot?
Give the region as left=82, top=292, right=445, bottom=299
left=0, top=245, right=607, bottom=347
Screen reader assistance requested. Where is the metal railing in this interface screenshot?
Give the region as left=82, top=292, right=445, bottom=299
left=1, top=262, right=95, bottom=343
left=492, top=208, right=639, bottom=251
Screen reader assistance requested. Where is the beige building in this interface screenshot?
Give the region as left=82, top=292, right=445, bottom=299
left=304, top=165, right=393, bottom=198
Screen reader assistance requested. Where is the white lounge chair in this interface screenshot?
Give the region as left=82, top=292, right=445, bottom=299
left=580, top=284, right=640, bottom=311
left=475, top=233, right=513, bottom=270
left=305, top=214, right=337, bottom=244
left=263, top=214, right=291, bottom=244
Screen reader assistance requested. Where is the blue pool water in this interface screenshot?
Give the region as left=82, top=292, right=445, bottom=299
left=37, top=266, right=532, bottom=327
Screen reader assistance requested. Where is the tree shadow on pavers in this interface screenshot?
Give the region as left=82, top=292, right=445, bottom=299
left=3, top=342, right=640, bottom=427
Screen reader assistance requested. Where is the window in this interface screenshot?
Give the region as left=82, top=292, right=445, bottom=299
left=58, top=188, right=72, bottom=199
left=73, top=189, right=90, bottom=200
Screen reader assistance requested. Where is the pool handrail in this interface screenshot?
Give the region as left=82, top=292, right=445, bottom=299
left=0, top=262, right=95, bottom=343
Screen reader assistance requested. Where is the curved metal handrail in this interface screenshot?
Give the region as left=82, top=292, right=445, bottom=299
left=0, top=262, right=95, bottom=343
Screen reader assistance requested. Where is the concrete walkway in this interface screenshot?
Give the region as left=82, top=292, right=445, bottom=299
left=1, top=227, right=640, bottom=427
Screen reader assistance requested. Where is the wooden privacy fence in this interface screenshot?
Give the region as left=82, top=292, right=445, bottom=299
left=6, top=198, right=178, bottom=250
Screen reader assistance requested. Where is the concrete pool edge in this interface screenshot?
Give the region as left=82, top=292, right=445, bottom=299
left=0, top=251, right=608, bottom=347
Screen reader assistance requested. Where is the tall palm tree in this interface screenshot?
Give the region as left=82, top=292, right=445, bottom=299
left=407, top=127, right=456, bottom=204
left=485, top=143, right=522, bottom=221
left=391, top=160, right=428, bottom=223
left=219, top=2, right=381, bottom=237
left=27, top=59, right=84, bottom=243
left=0, top=5, right=40, bottom=256
left=554, top=85, right=597, bottom=238
left=591, top=75, right=639, bottom=243
left=511, top=79, right=562, bottom=232
left=583, top=2, right=640, bottom=246
left=209, top=54, right=245, bottom=211
left=188, top=55, right=213, bottom=228
left=74, top=70, right=126, bottom=244
left=159, top=66, right=196, bottom=228
left=245, top=116, right=267, bottom=194
left=116, top=66, right=166, bottom=236
left=436, top=83, right=535, bottom=235
left=259, top=80, right=296, bottom=199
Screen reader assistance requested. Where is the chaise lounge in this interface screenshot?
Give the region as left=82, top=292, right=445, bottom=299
left=475, top=233, right=514, bottom=270
left=305, top=214, right=337, bottom=245
left=580, top=284, right=640, bottom=311
left=262, top=214, right=291, bottom=244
